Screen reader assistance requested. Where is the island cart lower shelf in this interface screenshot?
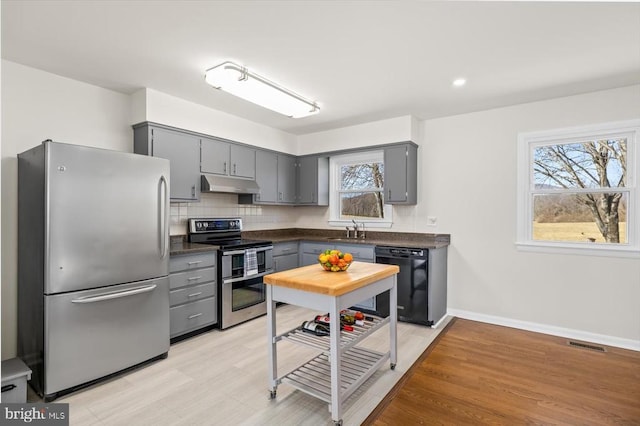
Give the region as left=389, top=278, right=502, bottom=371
left=264, top=262, right=400, bottom=426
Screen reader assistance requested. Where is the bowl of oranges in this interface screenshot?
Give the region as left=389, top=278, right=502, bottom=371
left=318, top=249, right=353, bottom=272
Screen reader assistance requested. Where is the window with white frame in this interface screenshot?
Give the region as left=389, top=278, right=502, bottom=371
left=517, top=119, right=640, bottom=256
left=329, top=151, right=392, bottom=227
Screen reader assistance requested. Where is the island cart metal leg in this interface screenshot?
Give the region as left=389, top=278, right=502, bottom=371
left=390, top=275, right=397, bottom=370
left=266, top=285, right=278, bottom=399
left=329, top=297, right=342, bottom=425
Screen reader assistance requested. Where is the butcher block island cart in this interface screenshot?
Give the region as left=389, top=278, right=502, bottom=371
left=264, top=262, right=400, bottom=426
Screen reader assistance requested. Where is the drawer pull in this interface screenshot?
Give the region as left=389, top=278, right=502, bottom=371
left=187, top=261, right=203, bottom=265
left=187, top=276, right=202, bottom=281
left=187, top=292, right=203, bottom=298
left=281, top=248, right=292, bottom=252
left=188, top=313, right=203, bottom=320
left=2, top=384, right=17, bottom=393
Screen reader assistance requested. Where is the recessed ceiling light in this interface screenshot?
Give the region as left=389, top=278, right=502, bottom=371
left=452, top=78, right=467, bottom=87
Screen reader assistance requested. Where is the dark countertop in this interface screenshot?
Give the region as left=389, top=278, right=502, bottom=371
left=169, top=238, right=217, bottom=256
left=244, top=228, right=450, bottom=249
left=170, top=229, right=450, bottom=256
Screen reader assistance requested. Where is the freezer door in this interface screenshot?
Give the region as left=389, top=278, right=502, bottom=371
left=45, top=142, right=170, bottom=294
left=44, top=277, right=169, bottom=396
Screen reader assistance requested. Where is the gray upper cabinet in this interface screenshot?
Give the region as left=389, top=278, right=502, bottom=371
left=133, top=123, right=200, bottom=201
left=200, top=138, right=229, bottom=175
left=238, top=151, right=296, bottom=205
left=201, top=137, right=256, bottom=179
left=254, top=149, right=278, bottom=203
left=384, top=143, right=417, bottom=205
left=277, top=154, right=297, bottom=204
left=230, top=145, right=256, bottom=179
left=296, top=156, right=329, bottom=206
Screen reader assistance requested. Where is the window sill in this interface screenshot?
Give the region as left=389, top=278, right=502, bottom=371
left=328, top=220, right=392, bottom=229
left=515, top=241, right=640, bottom=258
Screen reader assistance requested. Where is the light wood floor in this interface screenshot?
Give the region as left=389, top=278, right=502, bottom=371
left=364, top=318, right=640, bottom=425
left=30, top=305, right=447, bottom=425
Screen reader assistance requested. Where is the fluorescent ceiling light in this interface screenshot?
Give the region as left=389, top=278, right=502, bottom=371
left=452, top=78, right=467, bottom=87
left=204, top=61, right=320, bottom=118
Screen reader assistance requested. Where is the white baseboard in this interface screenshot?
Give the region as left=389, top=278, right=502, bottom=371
left=447, top=309, right=640, bottom=352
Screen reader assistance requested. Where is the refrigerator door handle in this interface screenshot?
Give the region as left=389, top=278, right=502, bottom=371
left=159, top=175, right=168, bottom=259
left=71, top=284, right=157, bottom=304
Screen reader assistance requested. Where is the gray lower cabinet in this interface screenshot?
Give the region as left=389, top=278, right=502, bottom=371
left=384, top=143, right=418, bottom=205
left=299, top=241, right=375, bottom=268
left=299, top=242, right=328, bottom=266
left=133, top=123, right=200, bottom=201
left=333, top=243, right=375, bottom=262
left=273, top=241, right=299, bottom=272
left=333, top=243, right=375, bottom=310
left=296, top=155, right=329, bottom=205
left=169, top=252, right=217, bottom=338
left=201, top=137, right=256, bottom=179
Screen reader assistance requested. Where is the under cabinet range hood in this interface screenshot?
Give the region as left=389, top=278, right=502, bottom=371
left=201, top=174, right=260, bottom=194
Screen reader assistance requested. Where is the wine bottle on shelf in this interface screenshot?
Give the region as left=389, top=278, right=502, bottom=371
left=318, top=314, right=354, bottom=332
left=301, top=320, right=330, bottom=336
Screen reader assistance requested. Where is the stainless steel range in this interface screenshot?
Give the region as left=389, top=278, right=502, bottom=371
left=188, top=218, right=273, bottom=329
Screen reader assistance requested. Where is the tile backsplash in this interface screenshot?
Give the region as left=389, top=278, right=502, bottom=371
left=170, top=192, right=306, bottom=235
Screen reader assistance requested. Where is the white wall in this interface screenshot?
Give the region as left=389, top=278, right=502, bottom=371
left=1, top=60, right=133, bottom=359
left=136, top=88, right=298, bottom=153
left=297, top=115, right=419, bottom=156
left=295, top=115, right=425, bottom=232
left=422, top=85, right=640, bottom=348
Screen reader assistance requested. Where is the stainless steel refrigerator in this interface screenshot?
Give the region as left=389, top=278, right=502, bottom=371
left=18, top=141, right=170, bottom=401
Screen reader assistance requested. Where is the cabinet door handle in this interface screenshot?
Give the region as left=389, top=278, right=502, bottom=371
left=388, top=189, right=391, bottom=199
left=2, top=384, right=17, bottom=393
left=223, top=162, right=227, bottom=173
left=233, top=163, right=237, bottom=174
left=187, top=276, right=202, bottom=281
left=187, top=292, right=203, bottom=297
left=188, top=313, right=203, bottom=320
left=187, top=261, right=202, bottom=265
left=192, top=185, right=196, bottom=197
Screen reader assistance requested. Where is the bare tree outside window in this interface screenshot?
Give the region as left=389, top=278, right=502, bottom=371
left=340, top=162, right=385, bottom=219
left=533, top=138, right=627, bottom=243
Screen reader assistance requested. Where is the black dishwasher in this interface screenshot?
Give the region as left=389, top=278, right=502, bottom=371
left=375, top=246, right=446, bottom=326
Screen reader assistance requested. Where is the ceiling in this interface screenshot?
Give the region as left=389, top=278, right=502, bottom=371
left=3, top=1, right=639, bottom=135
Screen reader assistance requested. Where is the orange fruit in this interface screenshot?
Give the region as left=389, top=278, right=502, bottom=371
left=343, top=253, right=353, bottom=263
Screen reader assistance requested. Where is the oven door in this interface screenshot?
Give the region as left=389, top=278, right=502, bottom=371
left=221, top=247, right=273, bottom=280
left=220, top=274, right=269, bottom=329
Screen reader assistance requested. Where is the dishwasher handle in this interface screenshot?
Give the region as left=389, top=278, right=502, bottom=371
left=375, top=246, right=426, bottom=258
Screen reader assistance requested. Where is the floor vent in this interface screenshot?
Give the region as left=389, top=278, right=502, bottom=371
left=567, top=340, right=606, bottom=352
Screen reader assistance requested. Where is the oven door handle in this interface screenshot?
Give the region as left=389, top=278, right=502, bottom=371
left=222, top=269, right=274, bottom=284
left=222, top=246, right=273, bottom=256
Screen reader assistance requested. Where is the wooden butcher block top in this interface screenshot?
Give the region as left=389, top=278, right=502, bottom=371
left=264, top=262, right=400, bottom=296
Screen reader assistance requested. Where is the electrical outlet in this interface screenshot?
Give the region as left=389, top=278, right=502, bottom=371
left=427, top=216, right=437, bottom=226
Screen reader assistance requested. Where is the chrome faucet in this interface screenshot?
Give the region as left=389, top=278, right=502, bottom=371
left=360, top=222, right=365, bottom=239
left=351, top=220, right=359, bottom=239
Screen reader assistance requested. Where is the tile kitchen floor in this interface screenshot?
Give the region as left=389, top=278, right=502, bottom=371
left=29, top=305, right=448, bottom=426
